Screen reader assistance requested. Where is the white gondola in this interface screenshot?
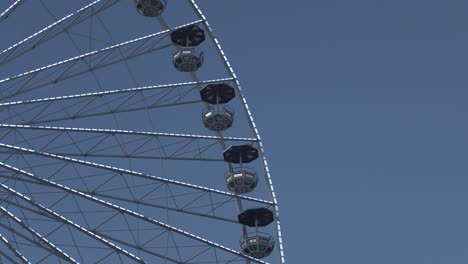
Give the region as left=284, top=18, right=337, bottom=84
left=172, top=48, right=204, bottom=72
left=240, top=232, right=275, bottom=259
left=202, top=106, right=234, bottom=131
left=225, top=167, right=258, bottom=194
left=133, top=0, right=166, bottom=17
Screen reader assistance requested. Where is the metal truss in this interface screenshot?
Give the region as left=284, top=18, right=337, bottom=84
left=0, top=232, right=30, bottom=263
left=0, top=163, right=267, bottom=264
left=0, top=0, right=119, bottom=66
left=0, top=0, right=26, bottom=23
left=0, top=19, right=202, bottom=101
left=0, top=123, right=256, bottom=161
left=0, top=79, right=232, bottom=125
left=0, top=205, right=79, bottom=263
left=0, top=182, right=146, bottom=263
left=0, top=145, right=272, bottom=206
left=0, top=0, right=282, bottom=263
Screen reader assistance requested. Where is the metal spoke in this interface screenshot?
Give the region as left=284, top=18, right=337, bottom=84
left=0, top=124, right=256, bottom=162
left=0, top=168, right=240, bottom=225
left=0, top=19, right=202, bottom=101
left=0, top=182, right=145, bottom=264
left=0, top=233, right=30, bottom=264
left=0, top=0, right=119, bottom=66
left=0, top=247, right=20, bottom=263
left=0, top=206, right=79, bottom=263
left=0, top=162, right=267, bottom=264
left=0, top=144, right=273, bottom=205
left=0, top=78, right=232, bottom=125
left=0, top=0, right=26, bottom=22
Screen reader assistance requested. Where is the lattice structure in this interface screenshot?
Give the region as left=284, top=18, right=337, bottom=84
left=0, top=1, right=285, bottom=263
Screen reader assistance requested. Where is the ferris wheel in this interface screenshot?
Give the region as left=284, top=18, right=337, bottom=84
left=0, top=0, right=285, bottom=263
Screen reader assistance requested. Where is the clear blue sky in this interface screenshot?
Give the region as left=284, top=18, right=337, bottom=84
left=200, top=1, right=468, bottom=263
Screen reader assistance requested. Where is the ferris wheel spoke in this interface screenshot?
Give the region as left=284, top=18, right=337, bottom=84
left=0, top=150, right=227, bottom=162
left=0, top=198, right=135, bottom=263
left=0, top=148, right=271, bottom=262
left=5, top=193, right=215, bottom=264
left=0, top=19, right=202, bottom=101
left=0, top=144, right=273, bottom=206
left=0, top=154, right=264, bottom=238
left=0, top=222, right=45, bottom=256
left=0, top=199, right=103, bottom=263
left=0, top=182, right=146, bottom=263
left=0, top=247, right=20, bottom=264
left=0, top=149, right=271, bottom=261
left=0, top=206, right=79, bottom=263
left=0, top=200, right=83, bottom=263
left=0, top=124, right=255, bottom=142
left=0, top=0, right=119, bottom=66
left=0, top=232, right=30, bottom=264
left=0, top=125, right=256, bottom=162
left=0, top=78, right=232, bottom=124
left=0, top=163, right=268, bottom=264
left=0, top=87, right=198, bottom=125
left=0, top=168, right=243, bottom=225
left=0, top=0, right=26, bottom=23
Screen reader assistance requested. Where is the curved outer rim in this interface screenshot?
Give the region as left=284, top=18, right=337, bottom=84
left=186, top=1, right=286, bottom=263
